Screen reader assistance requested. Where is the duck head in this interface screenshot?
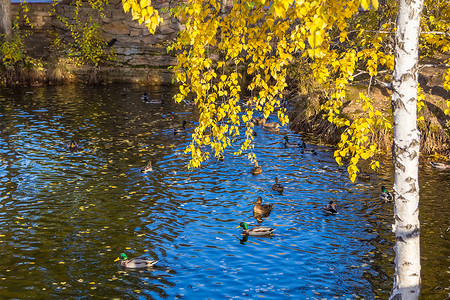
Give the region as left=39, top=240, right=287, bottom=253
left=114, top=253, right=128, bottom=262
left=236, top=222, right=248, bottom=230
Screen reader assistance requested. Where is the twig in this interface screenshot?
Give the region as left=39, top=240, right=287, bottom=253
left=368, top=76, right=373, bottom=95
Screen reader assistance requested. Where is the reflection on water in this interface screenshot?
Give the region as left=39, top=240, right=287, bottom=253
left=0, top=85, right=448, bottom=299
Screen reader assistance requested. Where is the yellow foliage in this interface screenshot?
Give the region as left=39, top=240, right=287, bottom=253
left=119, top=0, right=450, bottom=177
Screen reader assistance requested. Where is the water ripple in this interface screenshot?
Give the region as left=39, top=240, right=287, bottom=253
left=0, top=85, right=448, bottom=299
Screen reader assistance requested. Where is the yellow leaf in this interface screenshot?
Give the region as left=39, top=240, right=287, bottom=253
left=371, top=0, right=379, bottom=10
left=360, top=0, right=370, bottom=10
left=123, top=2, right=132, bottom=12
left=361, top=152, right=371, bottom=160
left=140, top=0, right=149, bottom=8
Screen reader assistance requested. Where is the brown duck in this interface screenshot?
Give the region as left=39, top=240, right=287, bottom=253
left=253, top=196, right=274, bottom=215
left=271, top=177, right=284, bottom=194
left=251, top=161, right=262, bottom=175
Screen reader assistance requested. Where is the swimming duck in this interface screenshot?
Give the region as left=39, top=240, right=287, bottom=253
left=251, top=117, right=265, bottom=125
left=140, top=162, right=153, bottom=173
left=379, top=186, right=393, bottom=202
left=283, top=136, right=302, bottom=148
left=322, top=201, right=338, bottom=215
left=174, top=120, right=187, bottom=134
left=145, top=96, right=163, bottom=104
left=300, top=141, right=317, bottom=155
left=65, top=140, right=78, bottom=150
left=357, top=172, right=371, bottom=181
left=114, top=253, right=157, bottom=269
left=251, top=161, right=262, bottom=175
left=253, top=196, right=274, bottom=215
left=271, top=177, right=284, bottom=194
left=236, top=222, right=275, bottom=236
left=261, top=119, right=280, bottom=133
left=141, top=92, right=149, bottom=101
left=430, top=161, right=450, bottom=170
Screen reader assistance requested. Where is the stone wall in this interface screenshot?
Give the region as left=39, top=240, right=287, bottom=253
left=11, top=0, right=182, bottom=84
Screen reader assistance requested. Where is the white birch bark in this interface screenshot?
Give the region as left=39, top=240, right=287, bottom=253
left=390, top=0, right=424, bottom=298
left=0, top=0, right=12, bottom=36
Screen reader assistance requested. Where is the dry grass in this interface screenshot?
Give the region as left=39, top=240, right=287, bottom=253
left=288, top=68, right=450, bottom=157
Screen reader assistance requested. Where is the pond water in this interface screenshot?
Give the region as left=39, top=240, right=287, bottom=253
left=0, top=85, right=448, bottom=299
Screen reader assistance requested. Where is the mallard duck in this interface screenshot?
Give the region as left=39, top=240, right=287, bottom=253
left=251, top=161, right=262, bottom=175
left=251, top=117, right=265, bottom=125
left=145, top=96, right=163, bottom=104
left=357, top=172, right=371, bottom=181
left=141, top=92, right=149, bottom=101
left=322, top=201, right=338, bottom=215
left=174, top=120, right=187, bottom=134
left=271, top=177, right=284, bottom=194
left=283, top=136, right=302, bottom=148
left=114, top=253, right=157, bottom=269
left=379, top=185, right=393, bottom=202
left=261, top=119, right=280, bottom=133
left=301, top=141, right=317, bottom=155
left=253, top=196, right=274, bottom=215
left=430, top=161, right=450, bottom=170
left=236, top=222, right=275, bottom=236
left=65, top=140, right=78, bottom=150
left=140, top=162, right=153, bottom=173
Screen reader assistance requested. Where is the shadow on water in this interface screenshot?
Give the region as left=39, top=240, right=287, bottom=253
left=0, top=85, right=448, bottom=299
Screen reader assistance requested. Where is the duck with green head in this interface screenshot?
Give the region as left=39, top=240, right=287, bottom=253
left=236, top=222, right=275, bottom=236
left=114, top=253, right=158, bottom=269
left=301, top=142, right=317, bottom=155
left=283, top=136, right=302, bottom=148
left=379, top=186, right=393, bottom=202
left=174, top=120, right=187, bottom=134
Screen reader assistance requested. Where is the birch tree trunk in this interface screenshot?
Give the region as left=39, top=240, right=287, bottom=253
left=390, top=0, right=424, bottom=298
left=0, top=0, right=12, bottom=36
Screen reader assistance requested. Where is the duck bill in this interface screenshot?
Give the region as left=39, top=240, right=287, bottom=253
left=236, top=225, right=241, bottom=228
left=114, top=257, right=120, bottom=262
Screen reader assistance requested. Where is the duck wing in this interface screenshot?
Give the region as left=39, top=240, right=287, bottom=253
left=123, top=258, right=158, bottom=269
left=247, top=227, right=275, bottom=236
left=321, top=206, right=338, bottom=215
